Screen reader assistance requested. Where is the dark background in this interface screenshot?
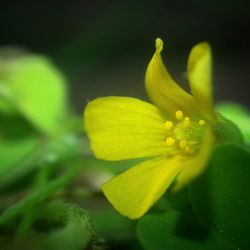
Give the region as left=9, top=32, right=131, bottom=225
left=1, top=0, right=249, bottom=111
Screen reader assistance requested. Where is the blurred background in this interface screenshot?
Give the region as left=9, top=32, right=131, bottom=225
left=1, top=0, right=250, bottom=110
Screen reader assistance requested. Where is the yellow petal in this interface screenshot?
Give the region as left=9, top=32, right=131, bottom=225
left=145, top=38, right=197, bottom=116
left=187, top=42, right=215, bottom=118
left=171, top=126, right=214, bottom=192
left=84, top=97, right=169, bottom=161
left=102, top=156, right=184, bottom=219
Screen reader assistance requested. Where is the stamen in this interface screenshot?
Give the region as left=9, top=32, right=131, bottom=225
left=179, top=139, right=187, bottom=149
left=198, top=120, right=206, bottom=126
left=183, top=117, right=190, bottom=128
left=185, top=146, right=194, bottom=153
left=166, top=137, right=175, bottom=146
left=164, top=121, right=174, bottom=130
left=175, top=110, right=183, bottom=120
left=164, top=110, right=203, bottom=155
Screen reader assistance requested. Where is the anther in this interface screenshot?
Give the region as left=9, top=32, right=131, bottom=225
left=166, top=137, right=175, bottom=146
left=175, top=110, right=183, bottom=120
left=185, top=146, right=194, bottom=153
left=198, top=120, right=206, bottom=126
left=179, top=140, right=187, bottom=149
left=164, top=121, right=174, bottom=130
left=183, top=117, right=190, bottom=128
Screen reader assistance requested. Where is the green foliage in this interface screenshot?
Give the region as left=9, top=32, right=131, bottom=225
left=0, top=53, right=68, bottom=135
left=137, top=144, right=250, bottom=249
left=0, top=201, right=93, bottom=250
left=189, top=144, right=250, bottom=249
left=0, top=52, right=97, bottom=250
left=0, top=112, right=39, bottom=188
left=0, top=159, right=83, bottom=226
left=213, top=113, right=244, bottom=145
left=91, top=209, right=135, bottom=241
left=0, top=134, right=82, bottom=190
left=0, top=137, right=38, bottom=182
left=40, top=201, right=93, bottom=250
left=137, top=211, right=234, bottom=250
left=216, top=102, right=250, bottom=142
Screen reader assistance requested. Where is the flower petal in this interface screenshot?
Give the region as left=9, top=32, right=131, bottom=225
left=187, top=42, right=214, bottom=117
left=102, top=156, right=184, bottom=219
left=145, top=38, right=197, bottom=116
left=171, top=126, right=214, bottom=192
left=84, top=96, right=170, bottom=161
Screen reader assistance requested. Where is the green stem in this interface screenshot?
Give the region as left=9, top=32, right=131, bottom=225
left=0, top=159, right=83, bottom=227
left=15, top=163, right=51, bottom=236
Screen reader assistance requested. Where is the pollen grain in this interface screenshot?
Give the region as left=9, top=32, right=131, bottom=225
left=198, top=120, right=206, bottom=126
left=164, top=121, right=174, bottom=130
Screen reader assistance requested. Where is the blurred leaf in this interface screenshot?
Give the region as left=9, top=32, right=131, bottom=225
left=0, top=111, right=37, bottom=139
left=0, top=53, right=68, bottom=135
left=0, top=158, right=83, bottom=226
left=213, top=114, right=244, bottom=145
left=216, top=103, right=250, bottom=142
left=0, top=137, right=38, bottom=177
left=0, top=134, right=82, bottom=190
left=137, top=211, right=234, bottom=250
left=41, top=201, right=93, bottom=250
left=0, top=112, right=39, bottom=182
left=0, top=201, right=94, bottom=250
left=165, top=187, right=194, bottom=216
left=91, top=208, right=135, bottom=241
left=189, top=144, right=250, bottom=249
left=91, top=208, right=142, bottom=250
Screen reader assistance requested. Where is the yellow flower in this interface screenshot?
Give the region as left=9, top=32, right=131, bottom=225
left=84, top=38, right=217, bottom=219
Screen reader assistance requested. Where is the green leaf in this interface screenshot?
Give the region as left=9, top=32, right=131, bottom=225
left=41, top=202, right=93, bottom=250
left=164, top=187, right=194, bottom=216
left=91, top=208, right=135, bottom=241
left=216, top=103, right=250, bottom=142
left=0, top=53, right=68, bottom=135
left=0, top=137, right=38, bottom=177
left=0, top=202, right=94, bottom=250
left=137, top=211, right=234, bottom=250
left=0, top=114, right=39, bottom=188
left=0, top=134, right=82, bottom=190
left=213, top=114, right=244, bottom=145
left=189, top=144, right=250, bottom=249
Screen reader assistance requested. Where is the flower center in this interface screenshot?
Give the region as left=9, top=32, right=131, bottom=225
left=164, top=110, right=206, bottom=155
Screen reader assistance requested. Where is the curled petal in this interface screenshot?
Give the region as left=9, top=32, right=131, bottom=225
left=145, top=38, right=198, bottom=116
left=187, top=42, right=215, bottom=119
left=84, top=97, right=169, bottom=161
